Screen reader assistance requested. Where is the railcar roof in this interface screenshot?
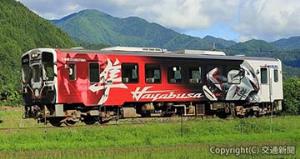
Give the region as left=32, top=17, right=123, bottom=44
left=59, top=49, right=278, bottom=62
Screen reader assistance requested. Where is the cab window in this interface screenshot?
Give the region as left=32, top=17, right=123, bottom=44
left=22, top=54, right=31, bottom=83
left=42, top=52, right=54, bottom=81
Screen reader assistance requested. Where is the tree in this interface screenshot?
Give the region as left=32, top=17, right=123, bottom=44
left=283, top=78, right=300, bottom=114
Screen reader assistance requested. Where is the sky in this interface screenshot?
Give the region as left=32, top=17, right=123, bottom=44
left=19, top=0, right=300, bottom=42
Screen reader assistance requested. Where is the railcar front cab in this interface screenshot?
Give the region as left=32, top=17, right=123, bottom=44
left=21, top=49, right=57, bottom=118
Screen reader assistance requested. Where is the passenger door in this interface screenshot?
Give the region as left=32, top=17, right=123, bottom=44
left=259, top=67, right=271, bottom=102
left=87, top=62, right=103, bottom=106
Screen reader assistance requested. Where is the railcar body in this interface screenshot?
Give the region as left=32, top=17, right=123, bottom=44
left=21, top=47, right=283, bottom=126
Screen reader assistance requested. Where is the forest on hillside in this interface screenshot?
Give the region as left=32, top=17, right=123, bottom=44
left=0, top=0, right=75, bottom=105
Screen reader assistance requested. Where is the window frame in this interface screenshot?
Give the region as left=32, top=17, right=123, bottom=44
left=68, top=63, right=76, bottom=81
left=188, top=66, right=202, bottom=84
left=274, top=69, right=279, bottom=83
left=167, top=65, right=183, bottom=84
left=145, top=64, right=161, bottom=84
left=42, top=52, right=55, bottom=81
left=260, top=67, right=268, bottom=84
left=21, top=54, right=31, bottom=83
left=121, top=63, right=139, bottom=83
left=89, top=62, right=100, bottom=83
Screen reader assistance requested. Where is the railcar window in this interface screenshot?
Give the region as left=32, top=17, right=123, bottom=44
left=68, top=64, right=76, bottom=81
left=168, top=66, right=182, bottom=83
left=261, top=68, right=268, bottom=84
left=44, top=65, right=54, bottom=81
left=32, top=65, right=42, bottom=82
left=89, top=63, right=99, bottom=83
left=274, top=69, right=278, bottom=82
left=188, top=66, right=202, bottom=84
left=145, top=64, right=161, bottom=83
left=22, top=64, right=31, bottom=83
left=42, top=53, right=54, bottom=81
left=122, top=63, right=138, bottom=83
left=22, top=55, right=31, bottom=83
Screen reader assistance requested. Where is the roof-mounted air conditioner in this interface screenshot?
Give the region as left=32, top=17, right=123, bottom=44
left=175, top=49, right=226, bottom=56
left=101, top=46, right=167, bottom=53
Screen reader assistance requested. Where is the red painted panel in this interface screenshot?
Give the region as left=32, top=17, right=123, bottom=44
left=55, top=49, right=205, bottom=107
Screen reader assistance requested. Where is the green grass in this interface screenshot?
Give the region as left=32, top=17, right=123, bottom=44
left=0, top=107, right=299, bottom=158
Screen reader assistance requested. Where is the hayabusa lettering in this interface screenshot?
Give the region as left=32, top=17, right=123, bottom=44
left=131, top=87, right=202, bottom=101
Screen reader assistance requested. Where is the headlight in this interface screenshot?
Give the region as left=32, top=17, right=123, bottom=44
left=31, top=53, right=40, bottom=58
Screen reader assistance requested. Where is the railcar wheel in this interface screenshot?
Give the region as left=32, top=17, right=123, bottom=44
left=99, top=118, right=111, bottom=124
left=65, top=120, right=77, bottom=126
left=216, top=113, right=229, bottom=119
left=83, top=116, right=97, bottom=125
left=216, top=109, right=230, bottom=119
left=48, top=118, right=63, bottom=127
left=254, top=111, right=260, bottom=117
left=162, top=112, right=173, bottom=117
left=141, top=110, right=151, bottom=117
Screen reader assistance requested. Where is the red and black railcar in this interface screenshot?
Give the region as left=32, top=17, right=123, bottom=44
left=21, top=47, right=283, bottom=126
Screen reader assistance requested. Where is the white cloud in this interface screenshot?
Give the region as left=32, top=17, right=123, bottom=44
left=19, top=0, right=300, bottom=41
left=19, top=0, right=238, bottom=29
left=104, top=0, right=239, bottom=30
left=237, top=0, right=300, bottom=41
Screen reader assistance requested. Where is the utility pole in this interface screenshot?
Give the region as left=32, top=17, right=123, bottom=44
left=267, top=65, right=274, bottom=134
left=181, top=113, right=183, bottom=137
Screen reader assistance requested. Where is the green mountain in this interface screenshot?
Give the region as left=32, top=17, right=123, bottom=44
left=52, top=9, right=236, bottom=50
left=0, top=0, right=75, bottom=104
left=225, top=39, right=300, bottom=78
left=225, top=39, right=277, bottom=56
left=203, top=35, right=236, bottom=48
left=272, top=36, right=300, bottom=50
left=226, top=39, right=300, bottom=62
left=53, top=9, right=300, bottom=77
